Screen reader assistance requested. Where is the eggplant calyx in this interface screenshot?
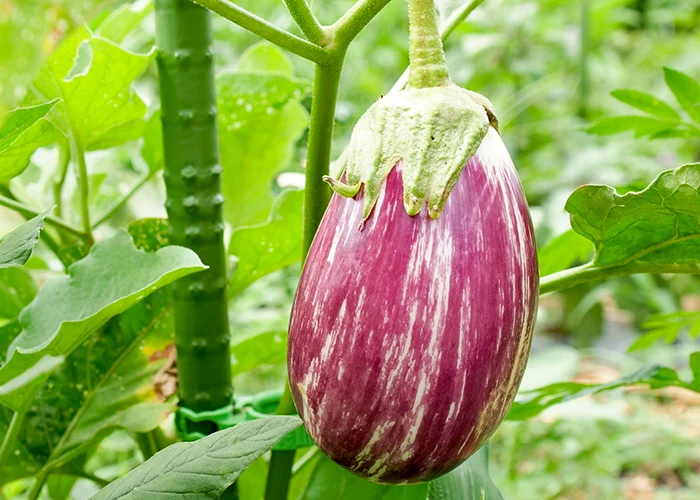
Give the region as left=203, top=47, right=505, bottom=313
left=324, top=84, right=496, bottom=221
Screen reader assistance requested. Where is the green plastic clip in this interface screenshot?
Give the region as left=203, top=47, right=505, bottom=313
left=175, top=403, right=245, bottom=441
left=174, top=390, right=313, bottom=449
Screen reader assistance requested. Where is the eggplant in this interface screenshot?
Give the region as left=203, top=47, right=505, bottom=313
left=288, top=114, right=538, bottom=483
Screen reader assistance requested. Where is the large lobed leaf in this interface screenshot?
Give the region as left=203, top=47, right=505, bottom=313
left=29, top=26, right=151, bottom=151
left=94, top=0, right=153, bottom=44
left=218, top=42, right=310, bottom=229
left=0, top=230, right=204, bottom=413
left=94, top=417, right=303, bottom=500
left=0, top=289, right=179, bottom=484
left=565, top=163, right=700, bottom=270
left=0, top=226, right=201, bottom=484
left=219, top=43, right=309, bottom=296
left=0, top=266, right=37, bottom=321
left=229, top=189, right=303, bottom=296
left=231, top=330, right=287, bottom=376
left=0, top=208, right=52, bottom=269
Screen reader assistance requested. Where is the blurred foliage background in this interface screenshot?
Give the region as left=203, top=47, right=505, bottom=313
left=2, top=0, right=700, bottom=498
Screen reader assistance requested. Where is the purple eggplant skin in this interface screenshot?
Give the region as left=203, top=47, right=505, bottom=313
left=288, top=128, right=539, bottom=485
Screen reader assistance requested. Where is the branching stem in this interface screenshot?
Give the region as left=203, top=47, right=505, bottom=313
left=0, top=195, right=89, bottom=241
left=191, top=0, right=329, bottom=63
left=92, top=172, right=153, bottom=229
left=329, top=0, right=393, bottom=48
left=283, top=0, right=327, bottom=45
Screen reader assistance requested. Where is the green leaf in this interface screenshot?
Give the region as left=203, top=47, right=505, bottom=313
left=0, top=100, right=61, bottom=182
left=0, top=230, right=204, bottom=413
left=94, top=0, right=153, bottom=43
left=141, top=111, right=164, bottom=174
left=237, top=41, right=295, bottom=74
left=627, top=329, right=669, bottom=353
left=229, top=189, right=303, bottom=296
left=691, top=352, right=700, bottom=386
left=610, top=89, right=680, bottom=121
left=538, top=230, right=593, bottom=276
left=30, top=27, right=151, bottom=150
left=427, top=444, right=503, bottom=500
left=94, top=417, right=303, bottom=500
left=46, top=474, right=77, bottom=500
left=586, top=116, right=676, bottom=137
left=0, top=208, right=52, bottom=269
left=302, top=455, right=429, bottom=500
left=664, top=67, right=700, bottom=124
left=565, top=163, right=700, bottom=270
left=128, top=218, right=169, bottom=252
left=628, top=312, right=700, bottom=352
left=0, top=289, right=179, bottom=484
left=0, top=266, right=37, bottom=321
left=218, top=45, right=310, bottom=228
left=0, top=354, right=64, bottom=402
left=231, top=331, right=287, bottom=376
left=651, top=127, right=700, bottom=139
left=59, top=294, right=177, bottom=451
left=0, top=321, right=20, bottom=364
left=85, top=118, right=147, bottom=151
left=507, top=364, right=692, bottom=421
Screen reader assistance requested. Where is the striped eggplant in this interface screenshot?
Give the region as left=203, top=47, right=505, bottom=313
left=288, top=83, right=539, bottom=484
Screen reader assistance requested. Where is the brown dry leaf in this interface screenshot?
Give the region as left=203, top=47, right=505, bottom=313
left=152, top=344, right=178, bottom=402
left=660, top=386, right=700, bottom=406
left=600, top=294, right=635, bottom=324
left=573, top=365, right=622, bottom=385
left=656, top=470, right=685, bottom=490
left=622, top=473, right=656, bottom=500
left=680, top=294, right=700, bottom=311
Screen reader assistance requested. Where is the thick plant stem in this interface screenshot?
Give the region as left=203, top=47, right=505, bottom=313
left=154, top=0, right=233, bottom=434
left=301, top=59, right=345, bottom=257
left=191, top=0, right=328, bottom=63
left=284, top=0, right=327, bottom=45
left=408, top=0, right=451, bottom=88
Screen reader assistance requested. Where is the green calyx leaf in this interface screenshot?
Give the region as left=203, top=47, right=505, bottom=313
left=326, top=84, right=494, bottom=221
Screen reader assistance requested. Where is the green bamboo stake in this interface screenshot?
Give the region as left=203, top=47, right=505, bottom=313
left=154, top=0, right=233, bottom=436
